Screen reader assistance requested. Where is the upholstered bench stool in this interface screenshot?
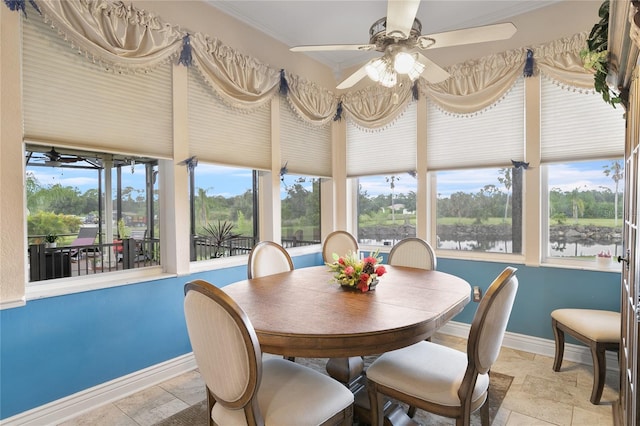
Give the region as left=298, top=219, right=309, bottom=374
left=551, top=308, right=620, bottom=404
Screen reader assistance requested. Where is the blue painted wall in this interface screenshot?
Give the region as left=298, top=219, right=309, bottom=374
left=0, top=253, right=620, bottom=419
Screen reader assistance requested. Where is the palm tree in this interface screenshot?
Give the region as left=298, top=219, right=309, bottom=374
left=386, top=175, right=399, bottom=223
left=569, top=188, right=585, bottom=224
left=603, top=161, right=623, bottom=227
left=497, top=168, right=512, bottom=223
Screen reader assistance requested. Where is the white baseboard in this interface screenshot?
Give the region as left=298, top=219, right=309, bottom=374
left=439, top=321, right=619, bottom=372
left=1, top=353, right=197, bottom=426
left=2, top=323, right=620, bottom=425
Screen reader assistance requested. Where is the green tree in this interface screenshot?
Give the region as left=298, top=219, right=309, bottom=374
left=603, top=160, right=623, bottom=226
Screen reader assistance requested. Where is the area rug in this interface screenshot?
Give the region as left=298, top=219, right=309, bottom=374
left=156, top=357, right=513, bottom=426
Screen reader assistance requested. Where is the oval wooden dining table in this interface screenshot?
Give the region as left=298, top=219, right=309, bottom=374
left=223, top=264, right=471, bottom=357
left=222, top=264, right=471, bottom=424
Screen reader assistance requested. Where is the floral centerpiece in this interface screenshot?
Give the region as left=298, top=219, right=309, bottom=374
left=327, top=250, right=386, bottom=292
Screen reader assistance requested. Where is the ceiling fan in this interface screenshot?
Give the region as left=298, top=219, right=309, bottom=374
left=290, top=0, right=517, bottom=90
left=32, top=147, right=84, bottom=166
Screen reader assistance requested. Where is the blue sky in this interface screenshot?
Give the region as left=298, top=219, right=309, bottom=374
left=28, top=159, right=623, bottom=199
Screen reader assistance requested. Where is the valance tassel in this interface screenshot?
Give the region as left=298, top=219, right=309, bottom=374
left=178, top=34, right=192, bottom=67
left=178, top=156, right=198, bottom=173
left=279, top=69, right=289, bottom=96
left=412, top=81, right=419, bottom=101
left=280, top=161, right=288, bottom=182
left=3, top=0, right=40, bottom=16
left=523, top=49, right=534, bottom=77
left=333, top=101, right=343, bottom=122
left=512, top=159, right=529, bottom=170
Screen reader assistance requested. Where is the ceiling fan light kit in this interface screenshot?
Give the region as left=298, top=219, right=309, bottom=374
left=290, top=0, right=517, bottom=90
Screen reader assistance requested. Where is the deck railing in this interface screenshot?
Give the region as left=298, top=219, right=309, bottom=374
left=28, top=238, right=160, bottom=282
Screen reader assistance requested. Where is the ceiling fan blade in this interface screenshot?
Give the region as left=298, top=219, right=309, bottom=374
left=290, top=44, right=376, bottom=52
left=336, top=63, right=370, bottom=90
left=416, top=53, right=449, bottom=84
left=386, top=0, right=421, bottom=39
left=420, top=22, right=517, bottom=50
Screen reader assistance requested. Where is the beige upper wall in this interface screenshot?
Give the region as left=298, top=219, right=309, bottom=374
left=133, top=1, right=338, bottom=89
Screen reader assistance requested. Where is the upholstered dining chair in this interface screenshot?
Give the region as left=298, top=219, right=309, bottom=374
left=184, top=279, right=354, bottom=426
left=551, top=308, right=620, bottom=404
left=322, top=230, right=358, bottom=263
left=247, top=241, right=294, bottom=279
left=388, top=237, right=437, bottom=270
left=366, top=266, right=518, bottom=426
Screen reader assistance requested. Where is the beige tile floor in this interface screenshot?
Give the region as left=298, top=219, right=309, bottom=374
left=59, top=333, right=618, bottom=426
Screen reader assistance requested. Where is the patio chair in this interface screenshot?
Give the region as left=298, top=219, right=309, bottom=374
left=69, top=227, right=99, bottom=259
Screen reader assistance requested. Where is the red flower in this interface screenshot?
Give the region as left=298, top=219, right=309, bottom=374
left=344, top=266, right=355, bottom=275
left=363, top=256, right=377, bottom=264
left=357, top=281, right=369, bottom=292
left=338, top=257, right=345, bottom=265
left=360, top=273, right=370, bottom=284
left=375, top=265, right=386, bottom=276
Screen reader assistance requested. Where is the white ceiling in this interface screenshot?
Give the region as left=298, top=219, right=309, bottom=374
left=202, top=0, right=594, bottom=77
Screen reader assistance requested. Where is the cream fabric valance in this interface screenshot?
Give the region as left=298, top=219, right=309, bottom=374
left=420, top=32, right=592, bottom=115
left=27, top=1, right=595, bottom=126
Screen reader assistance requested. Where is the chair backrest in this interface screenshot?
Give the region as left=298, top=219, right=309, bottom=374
left=322, top=230, right=358, bottom=263
left=388, top=237, right=437, bottom=270
left=70, top=227, right=98, bottom=247
left=247, top=241, right=294, bottom=279
left=184, top=280, right=263, bottom=421
left=130, top=229, right=147, bottom=241
left=467, top=267, right=518, bottom=376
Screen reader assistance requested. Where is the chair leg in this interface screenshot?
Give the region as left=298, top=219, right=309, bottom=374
left=480, top=395, right=490, bottom=426
left=551, top=319, right=565, bottom=372
left=589, top=343, right=607, bottom=404
left=207, top=387, right=216, bottom=426
left=367, top=382, right=385, bottom=426
left=407, top=405, right=416, bottom=418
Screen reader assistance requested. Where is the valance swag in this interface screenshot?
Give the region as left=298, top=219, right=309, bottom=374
left=20, top=0, right=595, bottom=126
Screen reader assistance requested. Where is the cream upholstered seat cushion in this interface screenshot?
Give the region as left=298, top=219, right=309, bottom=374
left=366, top=341, right=489, bottom=408
left=551, top=309, right=620, bottom=342
left=212, top=358, right=354, bottom=425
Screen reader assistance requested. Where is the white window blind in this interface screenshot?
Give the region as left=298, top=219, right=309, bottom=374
left=22, top=13, right=173, bottom=158
left=279, top=101, right=331, bottom=177
left=540, top=77, right=625, bottom=163
left=426, top=78, right=524, bottom=170
left=188, top=71, right=271, bottom=170
left=346, top=102, right=417, bottom=177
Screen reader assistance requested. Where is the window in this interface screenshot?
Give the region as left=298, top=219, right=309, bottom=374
left=191, top=163, right=257, bottom=260
left=25, top=145, right=160, bottom=282
left=543, top=159, right=624, bottom=265
left=357, top=174, right=417, bottom=246
left=540, top=77, right=625, bottom=267
left=435, top=167, right=522, bottom=254
left=280, top=174, right=321, bottom=247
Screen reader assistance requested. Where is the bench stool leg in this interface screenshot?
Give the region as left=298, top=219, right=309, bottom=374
left=590, top=343, right=606, bottom=405
left=552, top=318, right=565, bottom=372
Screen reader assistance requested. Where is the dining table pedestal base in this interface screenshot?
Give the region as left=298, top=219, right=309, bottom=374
left=325, top=357, right=417, bottom=426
